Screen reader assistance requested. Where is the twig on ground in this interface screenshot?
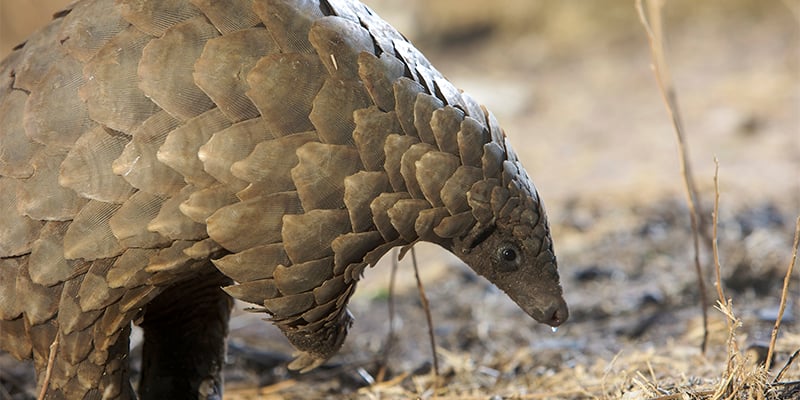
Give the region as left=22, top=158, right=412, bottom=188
left=410, top=247, right=440, bottom=378
left=711, top=158, right=739, bottom=382
left=376, top=248, right=401, bottom=383
left=37, top=333, right=59, bottom=400
left=766, top=217, right=800, bottom=370
left=711, top=157, right=727, bottom=306
left=636, top=0, right=709, bottom=354
left=773, top=349, right=800, bottom=383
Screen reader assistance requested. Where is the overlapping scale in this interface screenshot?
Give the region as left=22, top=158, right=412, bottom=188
left=109, top=191, right=170, bottom=249
left=179, top=184, right=238, bottom=224
left=369, top=192, right=410, bottom=241
left=0, top=258, right=24, bottom=319
left=189, top=0, right=261, bottom=34
left=59, top=126, right=135, bottom=203
left=246, top=53, right=326, bottom=136
left=58, top=0, right=129, bottom=62
left=57, top=275, right=103, bottom=336
left=482, top=142, right=505, bottom=180
left=193, top=29, right=275, bottom=122
left=148, top=185, right=207, bottom=240
left=182, top=237, right=223, bottom=260
left=358, top=52, right=406, bottom=112
left=106, top=248, right=158, bottom=289
left=0, top=179, right=44, bottom=257
left=353, top=106, right=402, bottom=171
left=24, top=56, right=94, bottom=148
left=310, top=78, right=372, bottom=146
left=274, top=257, right=334, bottom=295
left=12, top=21, right=66, bottom=91
left=118, top=286, right=161, bottom=313
left=113, top=111, right=185, bottom=196
left=379, top=134, right=413, bottom=194
left=412, top=93, right=443, bottom=145
left=331, top=231, right=384, bottom=274
left=343, top=171, right=390, bottom=233
left=457, top=117, right=489, bottom=168
left=117, top=0, right=202, bottom=37
left=458, top=91, right=486, bottom=125
left=207, top=191, right=303, bottom=253
left=231, top=132, right=317, bottom=195
left=28, top=222, right=73, bottom=287
left=309, top=16, right=373, bottom=78
left=415, top=207, right=450, bottom=241
left=313, top=275, right=347, bottom=305
left=223, top=279, right=279, bottom=305
left=440, top=166, right=483, bottom=216
left=198, top=118, right=275, bottom=191
left=387, top=199, right=431, bottom=242
left=78, top=259, right=125, bottom=312
left=392, top=78, right=425, bottom=138
left=263, top=292, right=314, bottom=318
left=291, top=142, right=362, bottom=210
left=430, top=106, right=464, bottom=156
left=15, top=262, right=61, bottom=326
left=17, top=148, right=87, bottom=221
left=415, top=151, right=460, bottom=207
left=138, top=17, right=219, bottom=121
left=0, top=91, right=39, bottom=178
left=399, top=142, right=436, bottom=200
left=212, top=243, right=289, bottom=283
left=282, top=209, right=351, bottom=264
left=0, top=319, right=31, bottom=360
left=434, top=211, right=476, bottom=239
left=63, top=200, right=123, bottom=261
left=467, top=179, right=500, bottom=225
left=79, top=26, right=159, bottom=133
left=253, top=0, right=325, bottom=54
left=157, top=108, right=231, bottom=187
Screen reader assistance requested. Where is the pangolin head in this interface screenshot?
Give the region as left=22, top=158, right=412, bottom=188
left=453, top=164, right=568, bottom=327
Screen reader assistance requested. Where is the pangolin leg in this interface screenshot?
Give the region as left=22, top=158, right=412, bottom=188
left=138, top=265, right=233, bottom=400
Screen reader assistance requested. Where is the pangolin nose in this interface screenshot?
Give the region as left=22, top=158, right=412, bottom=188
left=544, top=301, right=569, bottom=327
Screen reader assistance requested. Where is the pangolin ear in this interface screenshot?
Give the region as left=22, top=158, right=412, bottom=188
left=461, top=222, right=496, bottom=254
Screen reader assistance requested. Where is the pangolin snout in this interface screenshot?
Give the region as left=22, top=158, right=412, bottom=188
left=526, top=296, right=569, bottom=327
left=542, top=298, right=569, bottom=327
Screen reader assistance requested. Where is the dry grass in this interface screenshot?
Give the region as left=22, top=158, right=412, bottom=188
left=629, top=0, right=800, bottom=398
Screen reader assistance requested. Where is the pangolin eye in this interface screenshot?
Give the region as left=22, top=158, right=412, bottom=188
left=501, top=248, right=517, bottom=262
left=495, top=243, right=521, bottom=272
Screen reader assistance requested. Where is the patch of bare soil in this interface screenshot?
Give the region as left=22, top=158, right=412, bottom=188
left=1, top=1, right=798, bottom=399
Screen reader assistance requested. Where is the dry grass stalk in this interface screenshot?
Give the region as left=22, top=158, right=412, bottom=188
left=773, top=349, right=800, bottom=383
left=37, top=333, right=59, bottom=400
left=410, top=247, right=440, bottom=379
left=711, top=158, right=727, bottom=308
left=635, top=0, right=709, bottom=353
left=375, top=248, right=401, bottom=383
left=766, top=217, right=800, bottom=369
left=711, top=158, right=740, bottom=385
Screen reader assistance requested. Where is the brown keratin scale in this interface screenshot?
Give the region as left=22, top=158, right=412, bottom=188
left=0, top=0, right=568, bottom=398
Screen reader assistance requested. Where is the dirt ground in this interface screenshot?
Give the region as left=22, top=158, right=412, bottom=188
left=1, top=1, right=799, bottom=399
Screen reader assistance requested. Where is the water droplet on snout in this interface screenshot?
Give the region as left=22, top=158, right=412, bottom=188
left=551, top=326, right=559, bottom=333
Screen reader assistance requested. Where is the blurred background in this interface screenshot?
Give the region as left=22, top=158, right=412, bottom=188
left=1, top=1, right=798, bottom=397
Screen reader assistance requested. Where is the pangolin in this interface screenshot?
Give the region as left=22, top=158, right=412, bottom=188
left=0, top=0, right=568, bottom=398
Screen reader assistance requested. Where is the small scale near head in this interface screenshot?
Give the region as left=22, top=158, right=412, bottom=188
left=454, top=182, right=568, bottom=327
